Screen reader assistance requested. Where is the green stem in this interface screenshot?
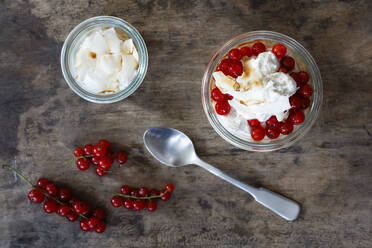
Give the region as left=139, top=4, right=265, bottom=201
left=2, top=164, right=34, bottom=187
left=68, top=154, right=93, bottom=163
left=70, top=156, right=110, bottom=172
left=2, top=164, right=88, bottom=220
left=115, top=190, right=169, bottom=200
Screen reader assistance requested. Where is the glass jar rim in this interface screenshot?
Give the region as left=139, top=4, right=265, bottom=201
left=60, top=16, right=148, bottom=103
left=201, top=31, right=323, bottom=151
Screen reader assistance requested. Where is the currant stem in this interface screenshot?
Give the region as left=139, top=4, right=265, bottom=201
left=2, top=164, right=34, bottom=187
left=71, top=156, right=110, bottom=172
left=39, top=190, right=88, bottom=220
left=69, top=154, right=93, bottom=163
left=2, top=164, right=88, bottom=220
left=115, top=190, right=169, bottom=200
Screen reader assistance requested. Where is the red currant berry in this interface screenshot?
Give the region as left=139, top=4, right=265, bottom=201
left=68, top=197, right=78, bottom=207
left=116, top=152, right=128, bottom=165
left=299, top=84, right=313, bottom=98
left=228, top=59, right=243, bottom=78
left=248, top=119, right=260, bottom=128
left=45, top=183, right=58, bottom=197
left=278, top=67, right=288, bottom=73
left=266, top=128, right=280, bottom=139
left=300, top=97, right=310, bottom=109
left=57, top=205, right=71, bottom=217
left=124, top=198, right=134, bottom=209
left=106, top=152, right=115, bottom=164
left=133, top=200, right=145, bottom=211
left=251, top=126, right=265, bottom=141
left=160, top=191, right=171, bottom=201
left=97, top=139, right=110, bottom=151
left=36, top=178, right=50, bottom=190
left=83, top=144, right=94, bottom=155
left=73, top=201, right=89, bottom=215
left=215, top=100, right=231, bottom=115
left=228, top=48, right=242, bottom=60
left=289, top=109, right=305, bottom=125
left=81, top=206, right=90, bottom=216
left=211, top=87, right=226, bottom=102
left=93, top=144, right=107, bottom=158
left=91, top=156, right=100, bottom=165
left=73, top=147, right=84, bottom=157
left=96, top=168, right=107, bottom=177
left=217, top=59, right=231, bottom=76
left=290, top=72, right=301, bottom=85
left=130, top=189, right=140, bottom=197
left=94, top=221, right=106, bottom=233
left=111, top=196, right=123, bottom=208
left=92, top=208, right=105, bottom=220
left=28, top=189, right=45, bottom=203
left=298, top=71, right=310, bottom=84
left=66, top=212, right=78, bottom=222
left=87, top=217, right=100, bottom=230
left=240, top=46, right=252, bottom=57
left=281, top=56, right=295, bottom=71
left=252, top=42, right=266, bottom=56
left=120, top=185, right=131, bottom=195
left=165, top=184, right=174, bottom=193
left=76, top=158, right=90, bottom=171
left=279, top=121, right=294, bottom=135
left=149, top=189, right=160, bottom=196
left=43, top=199, right=58, bottom=214
left=98, top=157, right=112, bottom=171
left=265, top=116, right=279, bottom=129
left=225, top=93, right=233, bottom=100
left=146, top=200, right=157, bottom=212
left=80, top=219, right=91, bottom=232
left=272, top=43, right=287, bottom=58
left=58, top=188, right=71, bottom=202
left=138, top=187, right=149, bottom=197
left=289, top=95, right=302, bottom=109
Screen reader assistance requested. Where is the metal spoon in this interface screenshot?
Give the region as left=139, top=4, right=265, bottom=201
left=143, top=127, right=300, bottom=221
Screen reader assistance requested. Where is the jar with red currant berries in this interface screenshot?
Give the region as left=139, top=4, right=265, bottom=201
left=202, top=31, right=322, bottom=151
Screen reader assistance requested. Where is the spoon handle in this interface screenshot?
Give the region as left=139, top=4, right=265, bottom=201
left=194, top=158, right=300, bottom=221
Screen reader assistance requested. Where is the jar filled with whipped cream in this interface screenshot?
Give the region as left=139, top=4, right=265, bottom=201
left=61, top=16, right=148, bottom=103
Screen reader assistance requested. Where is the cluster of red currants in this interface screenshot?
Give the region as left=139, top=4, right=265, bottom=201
left=27, top=177, right=106, bottom=233
left=247, top=44, right=313, bottom=141
left=212, top=42, right=314, bottom=141
left=73, top=139, right=128, bottom=177
left=111, top=184, right=174, bottom=212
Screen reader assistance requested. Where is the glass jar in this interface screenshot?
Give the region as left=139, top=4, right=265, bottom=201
left=61, top=16, right=148, bottom=103
left=201, top=31, right=322, bottom=152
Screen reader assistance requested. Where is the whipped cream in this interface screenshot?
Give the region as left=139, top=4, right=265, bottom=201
left=74, top=27, right=139, bottom=94
left=213, top=51, right=297, bottom=136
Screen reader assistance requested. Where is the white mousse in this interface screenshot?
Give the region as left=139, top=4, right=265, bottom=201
left=213, top=51, right=297, bottom=137
left=74, top=27, right=139, bottom=94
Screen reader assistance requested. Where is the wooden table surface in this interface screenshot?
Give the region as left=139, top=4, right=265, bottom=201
left=1, top=0, right=371, bottom=247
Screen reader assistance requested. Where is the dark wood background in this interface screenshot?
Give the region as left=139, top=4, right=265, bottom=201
left=0, top=0, right=371, bottom=247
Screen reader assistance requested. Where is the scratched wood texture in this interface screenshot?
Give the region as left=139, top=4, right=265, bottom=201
left=0, top=0, right=371, bottom=247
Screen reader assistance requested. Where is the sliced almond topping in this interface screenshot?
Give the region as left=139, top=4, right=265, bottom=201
left=252, top=80, right=263, bottom=87
left=233, top=82, right=240, bottom=91
left=89, top=52, right=97, bottom=59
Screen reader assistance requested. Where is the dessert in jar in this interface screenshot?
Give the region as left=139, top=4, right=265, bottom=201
left=210, top=41, right=313, bottom=142
left=73, top=27, right=139, bottom=94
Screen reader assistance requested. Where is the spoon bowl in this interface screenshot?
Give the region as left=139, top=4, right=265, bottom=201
left=144, top=127, right=196, bottom=167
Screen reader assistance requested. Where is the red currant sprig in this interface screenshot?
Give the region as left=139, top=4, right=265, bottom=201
left=73, top=139, right=128, bottom=177
left=111, top=184, right=174, bottom=212
left=2, top=165, right=106, bottom=233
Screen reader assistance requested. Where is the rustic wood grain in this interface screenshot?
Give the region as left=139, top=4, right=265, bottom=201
left=0, top=0, right=371, bottom=247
